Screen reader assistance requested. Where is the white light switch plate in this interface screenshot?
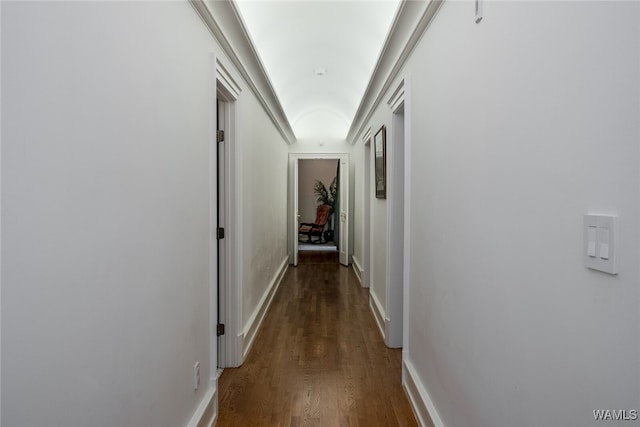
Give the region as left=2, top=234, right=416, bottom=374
left=584, top=214, right=617, bottom=275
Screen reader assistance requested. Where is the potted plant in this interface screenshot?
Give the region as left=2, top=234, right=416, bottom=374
left=313, top=176, right=337, bottom=242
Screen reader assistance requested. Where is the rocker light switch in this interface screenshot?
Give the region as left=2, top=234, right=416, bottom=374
left=584, top=215, right=617, bottom=274
left=598, top=227, right=610, bottom=259
left=587, top=227, right=597, bottom=257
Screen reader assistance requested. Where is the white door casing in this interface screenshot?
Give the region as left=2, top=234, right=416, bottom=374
left=385, top=79, right=406, bottom=349
left=215, top=56, right=243, bottom=368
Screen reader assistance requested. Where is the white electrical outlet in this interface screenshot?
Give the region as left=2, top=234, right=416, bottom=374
left=193, top=362, right=200, bottom=391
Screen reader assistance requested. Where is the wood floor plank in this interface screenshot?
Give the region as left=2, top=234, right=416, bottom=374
left=216, top=252, right=417, bottom=426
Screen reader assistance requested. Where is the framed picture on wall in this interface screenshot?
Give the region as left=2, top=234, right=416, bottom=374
left=374, top=125, right=386, bottom=199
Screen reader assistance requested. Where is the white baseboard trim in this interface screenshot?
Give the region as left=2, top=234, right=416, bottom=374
left=352, top=256, right=363, bottom=285
left=369, top=291, right=386, bottom=340
left=403, top=358, right=444, bottom=427
left=185, top=385, right=217, bottom=427
left=242, top=256, right=289, bottom=360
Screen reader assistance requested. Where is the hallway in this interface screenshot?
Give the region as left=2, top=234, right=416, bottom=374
left=2, top=2, right=639, bottom=426
left=216, top=252, right=418, bottom=426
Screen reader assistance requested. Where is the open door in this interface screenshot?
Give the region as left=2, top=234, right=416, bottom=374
left=216, top=99, right=226, bottom=367
left=292, top=158, right=299, bottom=266
left=339, top=158, right=349, bottom=266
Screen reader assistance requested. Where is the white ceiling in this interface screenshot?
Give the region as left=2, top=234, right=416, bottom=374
left=234, top=0, right=401, bottom=140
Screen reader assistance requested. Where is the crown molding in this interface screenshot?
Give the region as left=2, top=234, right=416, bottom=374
left=190, top=0, right=297, bottom=144
left=362, top=127, right=372, bottom=145
left=387, top=79, right=405, bottom=113
left=347, top=0, right=444, bottom=143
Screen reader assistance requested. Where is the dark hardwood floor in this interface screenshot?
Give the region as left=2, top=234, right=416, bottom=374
left=216, top=251, right=418, bottom=426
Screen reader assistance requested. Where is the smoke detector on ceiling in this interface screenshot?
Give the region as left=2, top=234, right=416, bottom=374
left=313, top=68, right=327, bottom=76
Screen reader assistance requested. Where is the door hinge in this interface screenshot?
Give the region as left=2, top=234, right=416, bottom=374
left=216, top=130, right=225, bottom=143
left=217, top=227, right=225, bottom=240
left=217, top=324, right=225, bottom=336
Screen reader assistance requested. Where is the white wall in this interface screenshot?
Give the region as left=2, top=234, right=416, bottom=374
left=1, top=3, right=212, bottom=425
left=289, top=137, right=352, bottom=154
left=239, top=91, right=290, bottom=331
left=298, top=159, right=338, bottom=224
left=1, top=1, right=290, bottom=426
left=355, top=1, right=640, bottom=425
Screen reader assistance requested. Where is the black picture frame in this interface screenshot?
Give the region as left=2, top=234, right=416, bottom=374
left=374, top=125, right=386, bottom=199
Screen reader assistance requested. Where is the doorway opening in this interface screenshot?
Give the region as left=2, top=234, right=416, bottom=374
left=289, top=153, right=350, bottom=267
left=297, top=159, right=339, bottom=253
left=216, top=97, right=226, bottom=370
